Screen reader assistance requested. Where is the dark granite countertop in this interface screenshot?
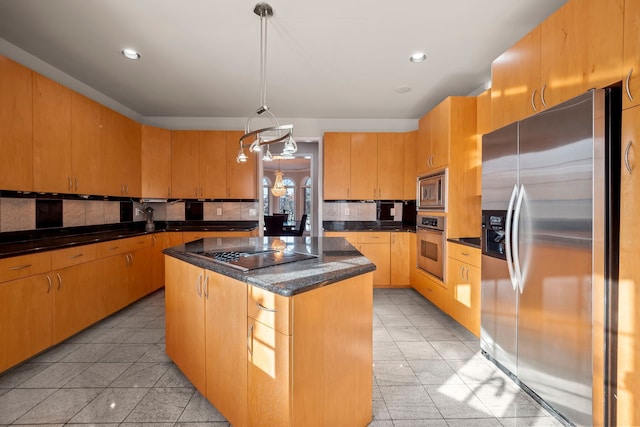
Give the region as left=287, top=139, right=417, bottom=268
left=0, top=221, right=258, bottom=259
left=163, top=237, right=376, bottom=297
left=447, top=237, right=481, bottom=249
left=323, top=221, right=416, bottom=233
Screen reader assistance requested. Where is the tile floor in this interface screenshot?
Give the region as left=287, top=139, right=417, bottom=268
left=0, top=287, right=563, bottom=426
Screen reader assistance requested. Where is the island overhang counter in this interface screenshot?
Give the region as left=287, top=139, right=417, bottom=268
left=163, top=236, right=375, bottom=427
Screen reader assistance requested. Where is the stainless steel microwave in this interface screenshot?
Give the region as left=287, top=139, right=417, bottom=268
left=417, top=170, right=446, bottom=210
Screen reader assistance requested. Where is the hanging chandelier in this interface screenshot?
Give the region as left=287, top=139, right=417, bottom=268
left=237, top=3, right=297, bottom=163
left=271, top=169, right=286, bottom=197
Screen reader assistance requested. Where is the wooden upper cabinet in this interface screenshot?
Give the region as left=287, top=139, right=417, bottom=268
left=417, top=112, right=432, bottom=174
left=490, top=26, right=541, bottom=130
left=403, top=130, right=418, bottom=200
left=350, top=133, right=378, bottom=199
left=71, top=92, right=103, bottom=195
left=540, top=0, right=623, bottom=109
left=226, top=130, right=256, bottom=199
left=0, top=56, right=33, bottom=191
left=200, top=131, right=227, bottom=199
left=101, top=107, right=141, bottom=197
left=377, top=133, right=404, bottom=200
left=323, top=132, right=351, bottom=199
left=33, top=72, right=73, bottom=194
left=430, top=99, right=451, bottom=170
left=623, top=0, right=640, bottom=109
left=171, top=130, right=201, bottom=198
left=476, top=89, right=491, bottom=196
left=141, top=125, right=172, bottom=199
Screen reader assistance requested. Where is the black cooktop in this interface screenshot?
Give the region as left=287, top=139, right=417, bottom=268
left=192, top=246, right=317, bottom=271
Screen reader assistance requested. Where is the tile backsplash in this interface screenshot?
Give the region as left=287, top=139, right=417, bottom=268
left=322, top=201, right=403, bottom=221
left=0, top=197, right=259, bottom=233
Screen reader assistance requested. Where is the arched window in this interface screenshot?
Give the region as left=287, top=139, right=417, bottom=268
left=302, top=177, right=312, bottom=231
left=262, top=176, right=271, bottom=216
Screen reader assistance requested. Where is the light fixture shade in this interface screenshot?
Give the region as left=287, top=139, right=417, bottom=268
left=262, top=146, right=273, bottom=161
left=236, top=146, right=248, bottom=163
left=271, top=170, right=286, bottom=197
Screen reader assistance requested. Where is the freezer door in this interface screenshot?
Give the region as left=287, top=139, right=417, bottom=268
left=516, top=91, right=597, bottom=426
left=480, top=254, right=517, bottom=374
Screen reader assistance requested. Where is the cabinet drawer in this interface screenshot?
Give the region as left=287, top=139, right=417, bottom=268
left=51, top=245, right=96, bottom=270
left=95, top=235, right=152, bottom=258
left=447, top=243, right=480, bottom=267
left=0, top=252, right=52, bottom=283
left=248, top=286, right=291, bottom=335
left=358, top=232, right=390, bottom=244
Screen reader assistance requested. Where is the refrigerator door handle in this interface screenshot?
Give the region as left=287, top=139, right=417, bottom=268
left=505, top=184, right=519, bottom=290
left=512, top=184, right=526, bottom=293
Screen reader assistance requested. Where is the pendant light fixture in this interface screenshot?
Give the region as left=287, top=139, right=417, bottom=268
left=237, top=3, right=297, bottom=163
left=271, top=160, right=286, bottom=197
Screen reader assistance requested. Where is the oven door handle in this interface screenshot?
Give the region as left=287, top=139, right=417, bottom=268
left=504, top=184, right=518, bottom=291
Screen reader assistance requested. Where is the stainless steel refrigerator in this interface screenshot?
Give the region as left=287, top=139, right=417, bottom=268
left=480, top=89, right=619, bottom=427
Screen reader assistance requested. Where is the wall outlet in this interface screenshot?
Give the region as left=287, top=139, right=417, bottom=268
left=390, top=208, right=396, bottom=216
left=344, top=207, right=350, bottom=216
left=249, top=208, right=257, bottom=217
left=216, top=207, right=222, bottom=216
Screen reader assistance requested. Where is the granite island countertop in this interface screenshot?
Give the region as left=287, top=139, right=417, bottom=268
left=163, top=236, right=376, bottom=297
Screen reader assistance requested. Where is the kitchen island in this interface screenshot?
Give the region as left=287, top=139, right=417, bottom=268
left=163, top=236, right=375, bottom=427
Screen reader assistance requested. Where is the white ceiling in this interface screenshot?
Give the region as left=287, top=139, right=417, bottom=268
left=0, top=0, right=567, bottom=125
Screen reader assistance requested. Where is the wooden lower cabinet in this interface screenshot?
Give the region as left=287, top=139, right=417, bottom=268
left=412, top=268, right=449, bottom=313
left=446, top=243, right=481, bottom=336
left=390, top=232, right=410, bottom=287
left=166, top=256, right=373, bottom=427
left=151, top=232, right=183, bottom=291
left=0, top=273, right=53, bottom=372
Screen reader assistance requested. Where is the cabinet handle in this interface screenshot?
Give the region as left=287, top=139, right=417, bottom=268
left=625, top=140, right=634, bottom=174
left=626, top=68, right=634, bottom=102
left=530, top=89, right=538, bottom=112
left=247, top=323, right=254, bottom=356
left=196, top=272, right=203, bottom=297
left=195, top=187, right=199, bottom=197
left=75, top=178, right=79, bottom=191
left=466, top=266, right=470, bottom=281
left=56, top=273, right=62, bottom=290
left=125, top=184, right=129, bottom=194
left=203, top=275, right=209, bottom=299
left=109, top=246, right=119, bottom=251
left=460, top=252, right=469, bottom=257
left=121, top=184, right=125, bottom=194
left=256, top=302, right=277, bottom=313
left=68, top=177, right=72, bottom=191
left=460, top=266, right=465, bottom=279
left=68, top=253, right=84, bottom=259
left=46, top=275, right=52, bottom=293
left=8, top=264, right=31, bottom=270
left=540, top=83, right=548, bottom=108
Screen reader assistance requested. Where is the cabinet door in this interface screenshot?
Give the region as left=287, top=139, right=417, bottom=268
left=129, top=247, right=151, bottom=302
left=540, top=0, right=623, bottom=109
left=226, top=130, right=257, bottom=199
left=150, top=234, right=166, bottom=292
left=53, top=260, right=104, bottom=342
left=417, top=112, right=432, bottom=174
left=350, top=133, right=378, bottom=199
left=0, top=273, right=53, bottom=372
left=165, top=256, right=206, bottom=393
left=71, top=92, right=103, bottom=195
left=101, top=254, right=129, bottom=314
left=200, top=131, right=227, bottom=199
left=447, top=258, right=480, bottom=336
left=141, top=125, right=172, bottom=199
left=623, top=0, right=640, bottom=109
left=430, top=99, right=450, bottom=169
left=120, top=115, right=141, bottom=197
left=617, top=105, right=640, bottom=427
left=205, top=273, right=247, bottom=427
left=390, top=233, right=410, bottom=287
left=377, top=133, right=404, bottom=200
left=323, top=132, right=351, bottom=199
left=33, top=73, right=73, bottom=194
left=171, top=130, right=201, bottom=198
left=248, top=318, right=291, bottom=427
left=403, top=130, right=418, bottom=200
left=359, top=242, right=390, bottom=287
left=490, top=27, right=541, bottom=129
left=0, top=56, right=33, bottom=191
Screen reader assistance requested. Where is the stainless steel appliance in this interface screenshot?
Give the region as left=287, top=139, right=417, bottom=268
left=481, top=89, right=619, bottom=427
left=417, top=170, right=446, bottom=210
left=416, top=214, right=445, bottom=280
left=190, top=243, right=317, bottom=271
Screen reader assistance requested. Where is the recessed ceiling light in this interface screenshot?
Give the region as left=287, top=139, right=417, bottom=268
left=121, top=48, right=141, bottom=60
left=410, top=53, right=427, bottom=63
left=395, top=86, right=412, bottom=94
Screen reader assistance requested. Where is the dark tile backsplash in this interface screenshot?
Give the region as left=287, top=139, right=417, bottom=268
left=36, top=199, right=63, bottom=229
left=185, top=201, right=204, bottom=221
left=120, top=201, right=133, bottom=222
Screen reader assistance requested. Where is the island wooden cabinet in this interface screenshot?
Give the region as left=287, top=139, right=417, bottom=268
left=0, top=252, right=53, bottom=373
left=446, top=242, right=481, bottom=336
left=150, top=232, right=183, bottom=292
left=0, top=56, right=33, bottom=191
left=617, top=104, right=640, bottom=427
left=623, top=0, right=640, bottom=110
